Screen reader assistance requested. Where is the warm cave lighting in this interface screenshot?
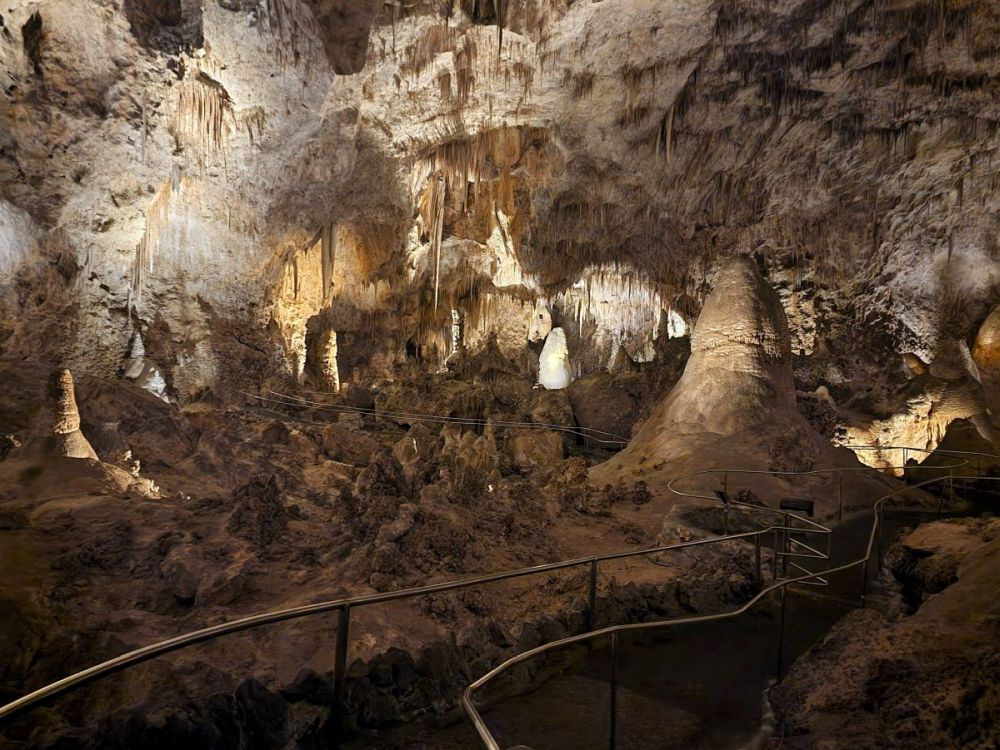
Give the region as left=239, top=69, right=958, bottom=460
left=1, top=1, right=997, bottom=749
left=666, top=308, right=688, bottom=339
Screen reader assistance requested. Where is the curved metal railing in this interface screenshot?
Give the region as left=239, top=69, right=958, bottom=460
left=461, top=449, right=996, bottom=750
left=0, top=445, right=986, bottom=746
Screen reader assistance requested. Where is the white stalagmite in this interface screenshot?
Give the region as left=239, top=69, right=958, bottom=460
left=123, top=331, right=170, bottom=402
left=538, top=327, right=572, bottom=389
left=666, top=308, right=688, bottom=338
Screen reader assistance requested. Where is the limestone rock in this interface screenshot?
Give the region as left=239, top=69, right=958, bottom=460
left=527, top=301, right=552, bottom=343
left=122, top=332, right=170, bottom=402
left=321, top=423, right=379, bottom=466
left=567, top=372, right=645, bottom=446
left=510, top=430, right=564, bottom=473
left=903, top=352, right=929, bottom=376
left=392, top=423, right=433, bottom=481
left=972, top=306, right=1000, bottom=381
left=226, top=474, right=288, bottom=554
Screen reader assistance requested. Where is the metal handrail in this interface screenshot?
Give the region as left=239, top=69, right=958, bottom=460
left=0, top=446, right=978, bottom=736
left=461, top=458, right=994, bottom=750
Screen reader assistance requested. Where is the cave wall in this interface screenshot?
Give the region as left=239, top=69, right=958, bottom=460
left=2, top=0, right=1000, bottom=403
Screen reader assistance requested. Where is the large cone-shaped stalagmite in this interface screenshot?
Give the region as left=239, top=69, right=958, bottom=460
left=37, top=369, right=98, bottom=460
left=650, top=256, right=795, bottom=434
left=591, top=256, right=854, bottom=498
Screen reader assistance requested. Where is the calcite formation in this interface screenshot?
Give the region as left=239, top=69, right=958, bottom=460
left=1, top=1, right=1000, bottom=748
left=123, top=332, right=170, bottom=402
left=537, top=326, right=572, bottom=390
left=37, top=369, right=98, bottom=460
left=641, top=256, right=795, bottom=435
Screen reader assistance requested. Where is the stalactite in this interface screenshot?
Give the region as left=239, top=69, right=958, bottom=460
left=130, top=169, right=183, bottom=313
left=241, top=106, right=267, bottom=146
left=321, top=223, right=338, bottom=301
left=263, top=0, right=320, bottom=68
left=432, top=174, right=446, bottom=312
left=172, top=73, right=234, bottom=154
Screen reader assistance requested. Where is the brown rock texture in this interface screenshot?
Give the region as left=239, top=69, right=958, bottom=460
left=773, top=518, right=1000, bottom=750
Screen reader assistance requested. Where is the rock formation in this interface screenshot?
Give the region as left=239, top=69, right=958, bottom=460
left=844, top=337, right=1000, bottom=470
left=590, top=257, right=893, bottom=523
left=1, top=1, right=999, bottom=747
left=773, top=518, right=1000, bottom=750
left=31, top=369, right=98, bottom=460
left=640, top=256, right=796, bottom=435
left=594, top=257, right=820, bottom=476
left=538, top=327, right=572, bottom=390
left=123, top=332, right=170, bottom=402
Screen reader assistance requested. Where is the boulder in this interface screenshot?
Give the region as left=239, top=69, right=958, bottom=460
left=510, top=430, right=564, bottom=472
left=321, top=423, right=379, bottom=465
left=568, top=372, right=645, bottom=445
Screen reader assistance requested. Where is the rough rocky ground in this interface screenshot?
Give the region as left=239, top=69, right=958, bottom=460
left=0, top=356, right=769, bottom=749
left=771, top=516, right=1000, bottom=750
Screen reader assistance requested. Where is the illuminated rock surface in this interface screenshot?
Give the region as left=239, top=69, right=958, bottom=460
left=537, top=327, right=572, bottom=390
left=1, top=0, right=1000, bottom=747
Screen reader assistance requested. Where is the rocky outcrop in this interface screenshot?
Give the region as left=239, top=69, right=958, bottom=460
left=773, top=518, right=1000, bottom=750
left=844, top=341, right=1000, bottom=468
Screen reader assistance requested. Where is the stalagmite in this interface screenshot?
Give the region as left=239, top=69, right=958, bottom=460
left=538, top=327, right=572, bottom=389
left=318, top=329, right=340, bottom=392
left=37, top=369, right=98, bottom=460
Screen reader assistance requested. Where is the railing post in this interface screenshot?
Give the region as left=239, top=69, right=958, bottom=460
left=772, top=528, right=780, bottom=579
left=782, top=512, right=790, bottom=577
left=723, top=500, right=730, bottom=535
left=949, top=468, right=955, bottom=508
left=902, top=447, right=907, bottom=472
left=776, top=585, right=787, bottom=680
left=332, top=604, right=351, bottom=749
left=859, top=560, right=868, bottom=607
left=588, top=559, right=599, bottom=630
left=875, top=507, right=882, bottom=572
left=754, top=532, right=762, bottom=586
left=609, top=631, right=618, bottom=750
